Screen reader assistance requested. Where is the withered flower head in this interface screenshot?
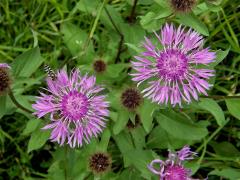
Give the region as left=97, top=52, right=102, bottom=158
left=121, top=88, right=142, bottom=110
left=89, top=152, right=112, bottom=174
left=170, top=0, right=197, bottom=12
left=93, top=60, right=107, bottom=73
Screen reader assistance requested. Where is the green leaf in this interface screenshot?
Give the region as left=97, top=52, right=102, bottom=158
left=209, top=168, right=240, bottom=180
left=125, top=43, right=142, bottom=54
left=27, top=126, right=50, bottom=153
left=154, top=0, right=170, bottom=7
left=124, top=150, right=156, bottom=179
left=119, top=169, right=142, bottom=180
left=0, top=96, right=7, bottom=118
left=210, top=47, right=230, bottom=67
left=138, top=100, right=157, bottom=133
left=22, top=119, right=41, bottom=135
left=120, top=24, right=145, bottom=55
left=130, top=126, right=146, bottom=149
left=100, top=5, right=124, bottom=30
left=210, top=141, right=240, bottom=158
left=198, top=98, right=225, bottom=126
left=12, top=47, right=44, bottom=78
left=140, top=12, right=164, bottom=31
left=147, top=125, right=191, bottom=149
left=225, top=99, right=240, bottom=120
left=106, top=64, right=128, bottom=78
left=156, top=110, right=208, bottom=140
left=176, top=13, right=209, bottom=36
left=113, top=131, right=134, bottom=154
left=113, top=109, right=129, bottom=135
left=61, top=22, right=94, bottom=61
left=98, top=128, right=111, bottom=151
left=76, top=0, right=98, bottom=13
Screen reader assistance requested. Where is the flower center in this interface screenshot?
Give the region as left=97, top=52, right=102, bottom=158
left=165, top=165, right=188, bottom=180
left=157, top=49, right=188, bottom=81
left=61, top=90, right=89, bottom=121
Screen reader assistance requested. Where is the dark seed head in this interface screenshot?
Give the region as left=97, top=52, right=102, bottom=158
left=121, top=88, right=142, bottom=110
left=0, top=67, right=10, bottom=95
left=93, top=60, right=106, bottom=73
left=89, top=152, right=111, bottom=174
left=170, top=0, right=197, bottom=12
left=127, top=114, right=141, bottom=129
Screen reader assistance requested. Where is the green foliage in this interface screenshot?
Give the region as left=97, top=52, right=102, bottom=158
left=0, top=0, right=240, bottom=179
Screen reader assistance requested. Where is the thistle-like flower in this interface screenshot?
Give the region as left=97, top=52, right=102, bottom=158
left=0, top=63, right=11, bottom=95
left=32, top=69, right=109, bottom=148
left=131, top=24, right=215, bottom=106
left=148, top=146, right=198, bottom=180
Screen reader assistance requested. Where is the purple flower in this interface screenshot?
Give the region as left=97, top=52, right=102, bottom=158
left=130, top=24, right=216, bottom=106
left=32, top=69, right=109, bottom=148
left=148, top=146, right=198, bottom=180
left=0, top=63, right=11, bottom=69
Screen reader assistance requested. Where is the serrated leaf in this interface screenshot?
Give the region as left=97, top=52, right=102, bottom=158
left=198, top=98, right=225, bottom=126
left=12, top=47, right=44, bottom=78
left=225, top=99, right=240, bottom=120
left=156, top=110, right=208, bottom=140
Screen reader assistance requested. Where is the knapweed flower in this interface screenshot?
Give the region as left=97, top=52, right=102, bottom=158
left=32, top=69, right=109, bottom=148
left=0, top=63, right=11, bottom=95
left=148, top=146, right=197, bottom=180
left=89, top=152, right=112, bottom=174
left=131, top=24, right=215, bottom=106
left=170, top=0, right=197, bottom=12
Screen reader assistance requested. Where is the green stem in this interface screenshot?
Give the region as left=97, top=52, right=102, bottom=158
left=8, top=89, right=33, bottom=114
left=196, top=119, right=229, bottom=153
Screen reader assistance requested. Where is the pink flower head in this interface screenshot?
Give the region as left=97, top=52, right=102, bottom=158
left=148, top=146, right=198, bottom=180
left=130, top=24, right=216, bottom=106
left=0, top=63, right=11, bottom=69
left=32, top=69, right=109, bottom=148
